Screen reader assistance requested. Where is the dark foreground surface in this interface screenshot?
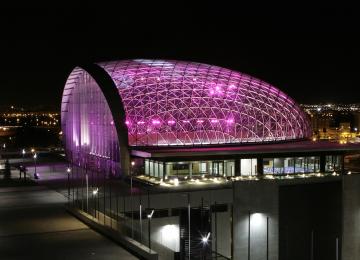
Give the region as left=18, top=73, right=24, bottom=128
left=0, top=183, right=137, bottom=260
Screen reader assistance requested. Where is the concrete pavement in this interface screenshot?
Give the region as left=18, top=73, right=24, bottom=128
left=0, top=185, right=138, bottom=260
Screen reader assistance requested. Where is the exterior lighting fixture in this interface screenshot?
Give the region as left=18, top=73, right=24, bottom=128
left=67, top=167, right=71, bottom=173
left=147, top=210, right=154, bottom=219
left=173, top=178, right=179, bottom=186
left=312, top=137, right=317, bottom=142
left=332, top=171, right=337, bottom=176
left=201, top=232, right=211, bottom=244
left=31, top=148, right=35, bottom=153
left=22, top=149, right=26, bottom=155
left=131, top=161, right=135, bottom=166
left=92, top=188, right=99, bottom=195
left=348, top=171, right=352, bottom=175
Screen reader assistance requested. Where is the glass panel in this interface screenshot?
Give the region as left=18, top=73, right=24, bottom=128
left=159, top=163, right=163, bottom=179
left=145, top=159, right=149, bottom=175
left=225, top=161, right=235, bottom=177
left=263, top=158, right=274, bottom=174
left=284, top=158, right=294, bottom=174
left=295, top=157, right=304, bottom=173
left=200, top=162, right=207, bottom=173
left=241, top=159, right=252, bottom=176
left=149, top=161, right=154, bottom=176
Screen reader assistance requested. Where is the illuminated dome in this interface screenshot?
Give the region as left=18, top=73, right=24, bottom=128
left=100, top=59, right=311, bottom=145
left=61, top=59, right=311, bottom=173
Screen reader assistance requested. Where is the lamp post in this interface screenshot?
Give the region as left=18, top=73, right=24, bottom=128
left=33, top=153, right=38, bottom=179
left=67, top=166, right=71, bottom=200
left=21, top=149, right=25, bottom=179
left=130, top=161, right=135, bottom=239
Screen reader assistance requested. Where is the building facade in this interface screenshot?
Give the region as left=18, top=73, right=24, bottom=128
left=62, top=60, right=360, bottom=260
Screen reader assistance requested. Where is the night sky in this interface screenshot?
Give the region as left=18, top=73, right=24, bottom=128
left=1, top=5, right=359, bottom=110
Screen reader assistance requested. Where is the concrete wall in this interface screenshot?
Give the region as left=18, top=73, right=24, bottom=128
left=212, top=210, right=231, bottom=258
left=233, top=180, right=279, bottom=260
left=342, top=174, right=360, bottom=260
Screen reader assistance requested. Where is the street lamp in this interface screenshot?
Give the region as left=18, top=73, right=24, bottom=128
left=201, top=232, right=211, bottom=244
left=21, top=149, right=26, bottom=179
left=67, top=166, right=71, bottom=199
left=33, top=153, right=38, bottom=179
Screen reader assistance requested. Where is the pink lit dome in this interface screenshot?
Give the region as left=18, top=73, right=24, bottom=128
left=62, top=59, right=311, bottom=151
left=98, top=59, right=311, bottom=146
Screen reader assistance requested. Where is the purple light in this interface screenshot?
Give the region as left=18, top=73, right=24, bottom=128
left=62, top=59, right=312, bottom=153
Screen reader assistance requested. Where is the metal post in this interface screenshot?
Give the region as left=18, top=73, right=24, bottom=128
left=214, top=201, right=218, bottom=260
left=131, top=167, right=134, bottom=238
left=34, top=156, right=37, bottom=176
left=310, top=230, right=314, bottom=260
left=336, top=237, right=339, bottom=260
left=267, top=216, right=269, bottom=260
left=140, top=196, right=143, bottom=243
left=68, top=171, right=70, bottom=200
left=188, top=193, right=191, bottom=259
left=248, top=211, right=251, bottom=260
left=109, top=181, right=112, bottom=228
left=148, top=190, right=151, bottom=250
left=86, top=173, right=89, bottom=212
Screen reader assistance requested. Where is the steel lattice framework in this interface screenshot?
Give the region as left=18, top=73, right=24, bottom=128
left=98, top=59, right=311, bottom=146
left=62, top=59, right=312, bottom=162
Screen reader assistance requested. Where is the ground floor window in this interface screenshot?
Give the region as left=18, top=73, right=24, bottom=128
left=264, top=156, right=320, bottom=174
left=145, top=159, right=164, bottom=179
left=325, top=155, right=342, bottom=172
left=240, top=158, right=257, bottom=176
left=164, top=160, right=235, bottom=178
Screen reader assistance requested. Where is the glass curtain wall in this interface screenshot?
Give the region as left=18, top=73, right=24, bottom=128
left=325, top=155, right=343, bottom=172
left=155, top=160, right=235, bottom=178
left=264, top=156, right=320, bottom=174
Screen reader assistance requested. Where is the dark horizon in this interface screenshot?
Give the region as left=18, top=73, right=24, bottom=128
left=1, top=6, right=359, bottom=108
